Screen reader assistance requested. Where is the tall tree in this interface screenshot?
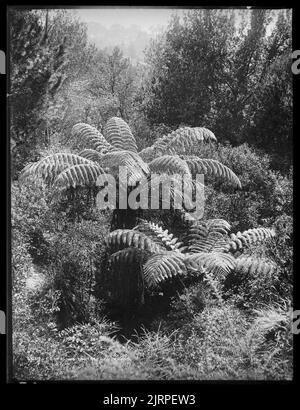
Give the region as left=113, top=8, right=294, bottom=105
left=143, top=9, right=292, bottom=171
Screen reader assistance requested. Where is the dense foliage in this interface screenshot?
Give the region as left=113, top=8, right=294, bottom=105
left=10, top=8, right=293, bottom=381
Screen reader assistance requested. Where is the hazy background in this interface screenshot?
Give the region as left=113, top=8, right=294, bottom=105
left=74, top=7, right=187, bottom=64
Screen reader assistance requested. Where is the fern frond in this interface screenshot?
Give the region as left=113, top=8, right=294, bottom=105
left=226, top=227, right=276, bottom=254
left=107, top=229, right=163, bottom=254
left=182, top=218, right=230, bottom=253
left=185, top=252, right=236, bottom=278
left=143, top=252, right=187, bottom=288
left=109, top=247, right=150, bottom=267
left=234, top=256, right=277, bottom=276
left=20, top=153, right=95, bottom=185
left=139, top=126, right=217, bottom=159
left=184, top=157, right=242, bottom=189
left=78, top=149, right=103, bottom=163
left=72, top=123, right=113, bottom=153
left=103, top=117, right=138, bottom=153
left=134, top=220, right=183, bottom=251
left=100, top=150, right=149, bottom=185
left=206, top=219, right=231, bottom=236
left=54, top=163, right=105, bottom=189
left=148, top=155, right=191, bottom=177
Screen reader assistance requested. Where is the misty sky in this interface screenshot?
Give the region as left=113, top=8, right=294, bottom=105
left=75, top=7, right=186, bottom=32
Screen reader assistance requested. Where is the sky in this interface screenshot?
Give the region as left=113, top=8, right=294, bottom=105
left=75, top=7, right=186, bottom=33
left=74, top=7, right=288, bottom=36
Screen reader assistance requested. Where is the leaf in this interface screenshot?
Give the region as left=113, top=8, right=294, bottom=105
left=103, top=117, right=138, bottom=153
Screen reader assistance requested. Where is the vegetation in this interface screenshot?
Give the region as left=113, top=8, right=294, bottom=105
left=10, top=8, right=293, bottom=381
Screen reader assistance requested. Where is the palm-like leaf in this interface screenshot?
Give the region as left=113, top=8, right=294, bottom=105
left=184, top=156, right=242, bottom=189
left=234, top=256, right=277, bottom=276
left=54, top=163, right=105, bottom=189
left=143, top=252, right=187, bottom=288
left=134, top=220, right=183, bottom=251
left=78, top=149, right=104, bottom=163
left=148, top=155, right=192, bottom=177
left=185, top=252, right=236, bottom=278
left=107, top=229, right=163, bottom=254
left=182, top=218, right=231, bottom=253
left=72, top=123, right=113, bottom=153
left=100, top=150, right=150, bottom=185
left=139, top=126, right=217, bottom=160
left=103, top=116, right=138, bottom=153
left=20, top=153, right=95, bottom=185
left=226, top=227, right=276, bottom=254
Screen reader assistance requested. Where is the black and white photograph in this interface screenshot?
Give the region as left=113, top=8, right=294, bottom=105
left=8, top=6, right=294, bottom=382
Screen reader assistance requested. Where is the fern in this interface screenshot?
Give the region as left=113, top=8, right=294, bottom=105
left=184, top=157, right=242, bottom=189
left=234, top=256, right=277, bottom=276
left=143, top=252, right=187, bottom=288
left=148, top=155, right=191, bottom=177
left=185, top=252, right=236, bottom=279
left=20, top=153, right=95, bottom=185
left=139, top=126, right=217, bottom=159
left=134, top=220, right=183, bottom=251
left=99, top=150, right=150, bottom=185
left=107, top=229, right=163, bottom=254
left=103, top=117, right=138, bottom=153
left=226, top=227, right=276, bottom=253
left=72, top=123, right=113, bottom=153
left=54, top=163, right=105, bottom=189
left=182, top=218, right=231, bottom=253
left=78, top=149, right=103, bottom=163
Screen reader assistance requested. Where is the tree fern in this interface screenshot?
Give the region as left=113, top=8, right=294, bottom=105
left=106, top=248, right=150, bottom=306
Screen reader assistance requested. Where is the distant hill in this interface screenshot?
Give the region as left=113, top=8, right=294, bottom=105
left=86, top=22, right=152, bottom=63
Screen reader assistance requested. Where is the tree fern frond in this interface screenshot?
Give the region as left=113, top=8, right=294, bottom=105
left=234, top=256, right=277, bottom=276
left=184, top=157, right=242, bottom=189
left=72, top=123, right=113, bottom=153
left=100, top=150, right=149, bottom=185
left=107, top=229, right=163, bottom=254
left=148, top=155, right=192, bottom=177
left=182, top=218, right=230, bottom=253
left=139, top=126, right=217, bottom=159
left=185, top=252, right=236, bottom=278
left=226, top=227, right=276, bottom=254
left=109, top=247, right=150, bottom=267
left=20, top=153, right=95, bottom=185
left=78, top=149, right=103, bottom=163
left=54, top=163, right=105, bottom=189
left=134, top=220, right=183, bottom=251
left=206, top=218, right=231, bottom=235
left=103, top=117, right=138, bottom=153
left=143, top=252, right=187, bottom=288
